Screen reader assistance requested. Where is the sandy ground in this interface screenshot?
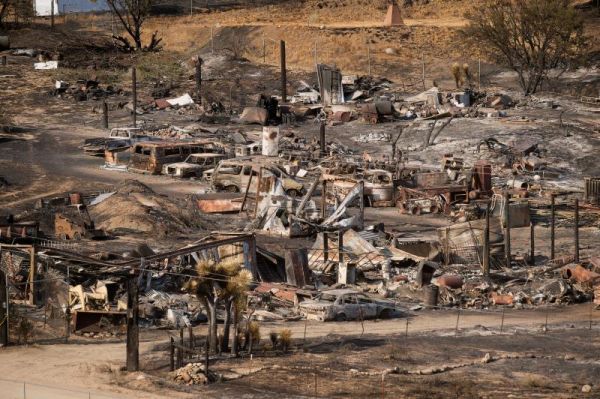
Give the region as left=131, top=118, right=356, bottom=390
left=0, top=304, right=597, bottom=398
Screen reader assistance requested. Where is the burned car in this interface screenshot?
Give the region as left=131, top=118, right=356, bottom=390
left=162, top=153, right=227, bottom=178
left=298, top=289, right=397, bottom=321
left=208, top=157, right=305, bottom=196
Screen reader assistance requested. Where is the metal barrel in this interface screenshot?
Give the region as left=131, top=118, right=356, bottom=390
left=423, top=284, right=439, bottom=307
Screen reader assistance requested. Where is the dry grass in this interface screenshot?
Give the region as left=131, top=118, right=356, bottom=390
left=521, top=375, right=555, bottom=389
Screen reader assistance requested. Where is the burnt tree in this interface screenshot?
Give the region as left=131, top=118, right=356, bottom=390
left=106, top=0, right=162, bottom=51
left=463, top=0, right=587, bottom=95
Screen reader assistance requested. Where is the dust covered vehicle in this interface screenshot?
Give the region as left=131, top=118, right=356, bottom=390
left=208, top=156, right=304, bottom=196
left=128, top=141, right=223, bottom=174
left=162, top=153, right=227, bottom=178
left=298, top=289, right=398, bottom=321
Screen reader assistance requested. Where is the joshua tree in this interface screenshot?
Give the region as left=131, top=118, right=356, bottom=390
left=186, top=258, right=251, bottom=353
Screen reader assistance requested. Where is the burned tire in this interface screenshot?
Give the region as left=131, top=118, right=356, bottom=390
left=335, top=313, right=347, bottom=322
left=224, top=185, right=239, bottom=193
left=73, top=232, right=82, bottom=240
left=59, top=233, right=68, bottom=240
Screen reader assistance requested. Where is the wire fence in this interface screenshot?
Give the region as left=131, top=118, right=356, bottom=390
left=0, top=378, right=122, bottom=399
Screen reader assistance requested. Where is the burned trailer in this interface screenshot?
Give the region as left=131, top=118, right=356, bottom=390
left=128, top=141, right=224, bottom=175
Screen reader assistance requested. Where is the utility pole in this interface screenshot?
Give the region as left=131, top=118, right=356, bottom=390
left=102, top=101, right=109, bottom=129
left=280, top=40, right=287, bottom=103
left=195, top=57, right=203, bottom=102
left=126, top=278, right=139, bottom=371
left=131, top=67, right=137, bottom=128
left=50, top=0, right=55, bottom=28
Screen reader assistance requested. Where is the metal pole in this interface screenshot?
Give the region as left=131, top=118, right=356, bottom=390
left=551, top=194, right=556, bottom=260
left=314, top=40, right=318, bottom=67
left=51, top=0, right=54, bottom=28
left=190, top=0, right=193, bottom=16
left=483, top=201, right=490, bottom=276
left=280, top=40, right=287, bottom=103
left=504, top=192, right=511, bottom=268
left=574, top=198, right=579, bottom=263
left=262, top=34, right=265, bottom=63
left=211, top=26, right=214, bottom=54
left=102, top=101, right=109, bottom=129
left=126, top=278, right=139, bottom=371
left=131, top=67, right=137, bottom=128
left=530, top=221, right=535, bottom=265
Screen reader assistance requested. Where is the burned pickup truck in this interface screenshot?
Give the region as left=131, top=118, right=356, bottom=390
left=298, top=289, right=398, bottom=321
left=81, top=128, right=153, bottom=156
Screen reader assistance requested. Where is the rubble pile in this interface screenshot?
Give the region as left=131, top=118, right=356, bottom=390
left=172, top=363, right=219, bottom=385
left=50, top=78, right=127, bottom=101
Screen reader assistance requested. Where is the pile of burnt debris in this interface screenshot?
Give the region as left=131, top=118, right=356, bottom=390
left=50, top=78, right=128, bottom=102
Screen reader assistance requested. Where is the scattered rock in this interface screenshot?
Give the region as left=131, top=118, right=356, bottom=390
left=481, top=353, right=491, bottom=364
left=582, top=384, right=592, bottom=393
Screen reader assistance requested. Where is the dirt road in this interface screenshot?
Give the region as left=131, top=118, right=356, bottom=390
left=0, top=304, right=596, bottom=398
